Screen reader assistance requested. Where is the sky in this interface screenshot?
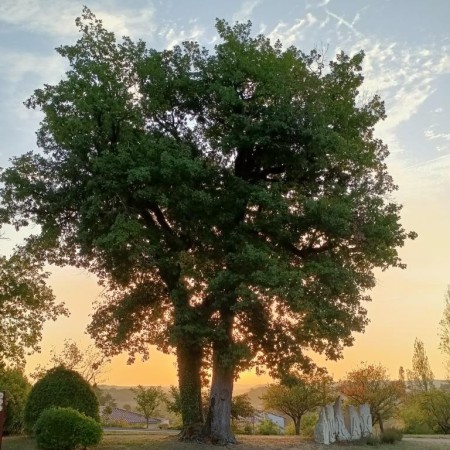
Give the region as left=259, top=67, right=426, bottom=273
left=1, top=0, right=450, bottom=387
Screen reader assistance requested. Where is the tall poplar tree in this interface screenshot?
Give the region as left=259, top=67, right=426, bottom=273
left=0, top=9, right=415, bottom=442
left=439, top=286, right=450, bottom=378
left=407, top=338, right=435, bottom=393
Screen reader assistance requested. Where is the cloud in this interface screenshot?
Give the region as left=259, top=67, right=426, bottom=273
left=268, top=13, right=317, bottom=46
left=0, top=0, right=157, bottom=40
left=0, top=48, right=66, bottom=85
left=325, top=8, right=362, bottom=38
left=424, top=128, right=450, bottom=142
left=342, top=37, right=450, bottom=153
left=158, top=22, right=205, bottom=49
left=232, top=0, right=262, bottom=22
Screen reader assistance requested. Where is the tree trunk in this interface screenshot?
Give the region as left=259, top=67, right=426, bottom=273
left=177, top=342, right=204, bottom=430
left=378, top=414, right=384, bottom=434
left=294, top=417, right=301, bottom=435
left=203, top=348, right=236, bottom=444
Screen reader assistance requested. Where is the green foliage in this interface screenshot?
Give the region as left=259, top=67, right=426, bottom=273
left=399, top=395, right=433, bottom=434
left=262, top=371, right=334, bottom=435
left=380, top=428, right=403, bottom=444
left=439, top=286, right=450, bottom=378
left=24, top=367, right=99, bottom=433
left=407, top=339, right=434, bottom=393
left=300, top=412, right=318, bottom=438
left=340, top=363, right=404, bottom=432
left=0, top=253, right=67, bottom=365
left=34, top=407, right=102, bottom=450
left=165, top=385, right=182, bottom=415
left=416, top=389, right=450, bottom=434
left=363, top=435, right=381, bottom=446
left=231, top=394, right=255, bottom=421
left=132, top=385, right=165, bottom=427
left=256, top=418, right=280, bottom=435
left=0, top=366, right=31, bottom=435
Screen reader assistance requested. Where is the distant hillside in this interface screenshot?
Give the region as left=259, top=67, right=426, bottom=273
left=98, top=384, right=270, bottom=413
left=98, top=385, right=176, bottom=421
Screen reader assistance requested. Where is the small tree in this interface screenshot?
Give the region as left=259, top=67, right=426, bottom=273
left=165, top=385, right=182, bottom=416
left=231, top=394, right=255, bottom=423
left=0, top=366, right=31, bottom=435
left=31, top=339, right=109, bottom=385
left=340, top=363, right=404, bottom=433
left=262, top=371, right=334, bottom=436
left=418, top=389, right=450, bottom=434
left=407, top=338, right=434, bottom=393
left=132, top=386, right=165, bottom=428
left=93, top=388, right=117, bottom=415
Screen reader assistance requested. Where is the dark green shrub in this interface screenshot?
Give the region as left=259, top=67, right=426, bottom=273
left=24, top=366, right=99, bottom=433
left=380, top=428, right=403, bottom=444
left=364, top=435, right=380, bottom=446
left=34, top=407, right=102, bottom=450
left=0, top=366, right=31, bottom=434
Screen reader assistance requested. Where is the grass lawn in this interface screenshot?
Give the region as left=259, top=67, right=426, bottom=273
left=3, top=432, right=450, bottom=450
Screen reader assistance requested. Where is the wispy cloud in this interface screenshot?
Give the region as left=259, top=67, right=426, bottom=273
left=268, top=13, right=317, bottom=46
left=158, top=22, right=205, bottom=49
left=343, top=37, right=450, bottom=154
left=424, top=128, right=450, bottom=142
left=325, top=8, right=362, bottom=37
left=232, top=0, right=262, bottom=23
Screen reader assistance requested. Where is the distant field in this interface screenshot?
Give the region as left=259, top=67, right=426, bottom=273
left=4, top=433, right=450, bottom=450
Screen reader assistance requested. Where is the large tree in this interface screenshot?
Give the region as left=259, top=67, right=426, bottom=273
left=340, top=363, right=405, bottom=433
left=0, top=8, right=415, bottom=443
left=262, top=371, right=334, bottom=435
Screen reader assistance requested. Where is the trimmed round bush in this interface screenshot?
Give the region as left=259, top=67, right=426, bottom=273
left=34, top=407, right=102, bottom=450
left=24, top=366, right=99, bottom=433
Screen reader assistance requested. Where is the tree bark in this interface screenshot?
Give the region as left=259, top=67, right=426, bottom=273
left=294, top=417, right=301, bottom=435
left=202, top=345, right=236, bottom=444
left=177, top=342, right=204, bottom=430
left=378, top=414, right=384, bottom=434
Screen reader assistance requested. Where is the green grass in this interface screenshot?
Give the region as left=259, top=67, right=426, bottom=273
left=3, top=433, right=450, bottom=450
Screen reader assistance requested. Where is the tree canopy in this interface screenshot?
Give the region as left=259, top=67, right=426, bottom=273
left=0, top=366, right=31, bottom=435
left=407, top=338, right=434, bottom=393
left=30, top=338, right=109, bottom=384
left=340, top=363, right=404, bottom=433
left=0, top=251, right=67, bottom=366
left=132, top=385, right=165, bottom=428
left=0, top=7, right=415, bottom=442
left=262, top=371, right=334, bottom=435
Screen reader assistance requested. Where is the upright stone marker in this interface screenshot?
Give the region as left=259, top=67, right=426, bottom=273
left=345, top=405, right=362, bottom=440
left=314, top=407, right=330, bottom=444
left=359, top=403, right=373, bottom=437
left=333, top=396, right=351, bottom=442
